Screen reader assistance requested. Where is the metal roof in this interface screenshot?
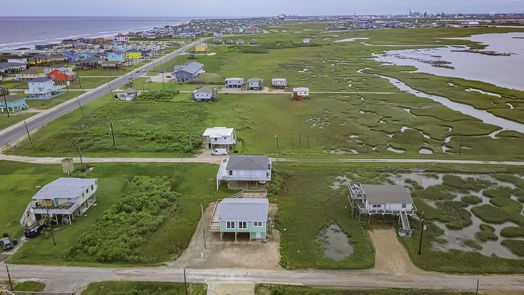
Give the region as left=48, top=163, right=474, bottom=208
left=203, top=127, right=233, bottom=137
left=219, top=198, right=269, bottom=222
left=226, top=155, right=269, bottom=171
left=361, top=184, right=413, bottom=204
left=175, top=62, right=204, bottom=75
left=29, top=77, right=52, bottom=83
left=195, top=88, right=216, bottom=95
left=248, top=78, right=263, bottom=83
left=33, top=178, right=97, bottom=200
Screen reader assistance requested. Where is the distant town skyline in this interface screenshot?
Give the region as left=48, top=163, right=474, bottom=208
left=2, top=0, right=524, bottom=17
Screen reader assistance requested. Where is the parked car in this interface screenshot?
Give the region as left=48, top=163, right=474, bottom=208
left=0, top=237, right=15, bottom=251
left=211, top=148, right=228, bottom=156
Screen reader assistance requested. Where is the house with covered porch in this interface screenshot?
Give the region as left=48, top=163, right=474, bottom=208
left=24, top=77, right=63, bottom=100
left=216, top=155, right=271, bottom=190
left=203, top=127, right=236, bottom=150
left=247, top=78, right=263, bottom=90
left=209, top=198, right=269, bottom=241
left=0, top=95, right=27, bottom=112
left=20, top=178, right=98, bottom=227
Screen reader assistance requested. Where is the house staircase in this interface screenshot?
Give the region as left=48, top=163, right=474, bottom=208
left=399, top=211, right=412, bottom=237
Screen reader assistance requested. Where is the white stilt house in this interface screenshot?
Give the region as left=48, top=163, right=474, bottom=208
left=348, top=183, right=416, bottom=236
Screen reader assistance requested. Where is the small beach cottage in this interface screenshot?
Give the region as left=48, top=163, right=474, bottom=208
left=194, top=43, right=208, bottom=54
left=271, top=78, right=288, bottom=89
left=292, top=87, right=310, bottom=100
left=173, top=62, right=205, bottom=82
left=20, top=178, right=98, bottom=227
left=193, top=87, right=217, bottom=102
left=348, top=183, right=416, bottom=236
left=47, top=69, right=76, bottom=85
left=0, top=95, right=27, bottom=112
left=15, top=67, right=46, bottom=81
left=216, top=155, right=271, bottom=190
left=212, top=198, right=269, bottom=241
left=116, top=88, right=138, bottom=101
left=203, top=127, right=236, bottom=150
left=224, top=78, right=244, bottom=88
left=247, top=78, right=264, bottom=90
left=24, top=77, right=62, bottom=100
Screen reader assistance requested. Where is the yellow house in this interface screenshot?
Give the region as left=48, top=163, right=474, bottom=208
left=194, top=43, right=208, bottom=53
left=125, top=50, right=142, bottom=60
left=15, top=67, right=46, bottom=81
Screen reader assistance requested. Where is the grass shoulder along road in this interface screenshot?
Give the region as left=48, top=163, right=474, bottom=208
left=81, top=281, right=206, bottom=295
left=255, top=285, right=476, bottom=295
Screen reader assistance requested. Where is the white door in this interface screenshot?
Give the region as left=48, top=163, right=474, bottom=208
left=255, top=232, right=261, bottom=239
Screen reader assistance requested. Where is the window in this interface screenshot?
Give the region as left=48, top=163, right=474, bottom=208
left=229, top=170, right=233, bottom=176
left=226, top=221, right=235, bottom=229
left=401, top=203, right=407, bottom=208
left=238, top=222, right=247, bottom=229
left=372, top=204, right=381, bottom=208
left=91, top=185, right=94, bottom=190
left=254, top=221, right=263, bottom=227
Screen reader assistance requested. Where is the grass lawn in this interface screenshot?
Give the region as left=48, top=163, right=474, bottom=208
left=76, top=60, right=151, bottom=77
left=255, top=285, right=475, bottom=295
left=5, top=161, right=231, bottom=266
left=0, top=112, right=34, bottom=131
left=133, top=78, right=200, bottom=92
left=81, top=281, right=206, bottom=295
left=69, top=77, right=115, bottom=89
left=0, top=80, right=28, bottom=89
left=27, top=91, right=86, bottom=110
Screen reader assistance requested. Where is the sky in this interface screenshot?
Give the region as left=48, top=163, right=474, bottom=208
left=2, top=0, right=524, bottom=17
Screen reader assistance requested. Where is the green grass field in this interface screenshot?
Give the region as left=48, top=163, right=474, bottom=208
left=255, top=285, right=475, bottom=295
left=4, top=161, right=231, bottom=266
left=81, top=281, right=206, bottom=295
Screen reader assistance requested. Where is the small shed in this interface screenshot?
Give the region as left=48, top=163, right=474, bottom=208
left=116, top=88, right=138, bottom=101
left=292, top=87, right=310, bottom=100
left=247, top=78, right=263, bottom=90
left=61, top=158, right=74, bottom=175
left=271, top=78, right=288, bottom=89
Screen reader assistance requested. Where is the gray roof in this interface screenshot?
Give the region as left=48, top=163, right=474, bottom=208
left=33, top=177, right=97, bottom=200
left=219, top=198, right=269, bottom=222
left=30, top=77, right=51, bottom=83
left=175, top=62, right=204, bottom=75
left=195, top=87, right=215, bottom=95
left=226, top=155, right=270, bottom=171
left=362, top=185, right=413, bottom=204
left=248, top=78, right=263, bottom=83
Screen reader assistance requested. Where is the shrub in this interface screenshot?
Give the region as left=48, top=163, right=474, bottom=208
left=501, top=239, right=524, bottom=257
left=137, top=90, right=180, bottom=101
left=501, top=226, right=524, bottom=238
left=79, top=176, right=179, bottom=262
left=461, top=195, right=482, bottom=205
left=476, top=224, right=497, bottom=241
left=471, top=204, right=523, bottom=225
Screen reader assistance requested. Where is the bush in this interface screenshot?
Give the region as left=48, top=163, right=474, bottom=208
left=501, top=226, right=524, bottom=238
left=79, top=176, right=179, bottom=262
left=442, top=175, right=493, bottom=193
left=414, top=185, right=454, bottom=200
left=501, top=239, right=524, bottom=257
left=239, top=46, right=269, bottom=54
left=137, top=90, right=180, bottom=101
left=471, top=204, right=523, bottom=225
left=476, top=224, right=497, bottom=241
left=461, top=195, right=482, bottom=205
left=268, top=170, right=284, bottom=198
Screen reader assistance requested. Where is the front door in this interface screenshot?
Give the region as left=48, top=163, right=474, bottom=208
left=255, top=232, right=261, bottom=239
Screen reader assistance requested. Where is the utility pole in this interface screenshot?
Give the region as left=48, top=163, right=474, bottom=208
left=108, top=83, right=114, bottom=98
left=475, top=278, right=479, bottom=295
left=76, top=96, right=85, bottom=118
left=183, top=268, right=188, bottom=295
left=275, top=134, right=279, bottom=155
left=200, top=203, right=206, bottom=249
left=6, top=265, right=14, bottom=291
left=77, top=73, right=82, bottom=89
left=161, top=70, right=166, bottom=90
left=2, top=89, right=10, bottom=118
left=418, top=213, right=425, bottom=255
left=458, top=136, right=463, bottom=156
left=45, top=205, right=57, bottom=246
left=23, top=120, right=32, bottom=144
left=306, top=135, right=310, bottom=150
left=109, top=121, right=116, bottom=148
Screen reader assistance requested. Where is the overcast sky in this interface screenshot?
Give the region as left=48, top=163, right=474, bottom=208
left=2, top=0, right=523, bottom=16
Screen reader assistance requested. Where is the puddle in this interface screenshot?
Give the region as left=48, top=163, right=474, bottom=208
left=488, top=129, right=503, bottom=139
left=319, top=224, right=354, bottom=261
left=441, top=145, right=452, bottom=153
left=400, top=126, right=409, bottom=132
left=387, top=145, right=406, bottom=153
left=350, top=135, right=360, bottom=139
left=418, top=147, right=434, bottom=154
left=356, top=67, right=370, bottom=74
left=330, top=175, right=352, bottom=190
left=465, top=88, right=501, bottom=98
left=378, top=75, right=524, bottom=135
left=507, top=103, right=514, bottom=109
left=334, top=37, right=369, bottom=43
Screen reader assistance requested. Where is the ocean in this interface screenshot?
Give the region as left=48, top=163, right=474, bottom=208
left=0, top=16, right=191, bottom=51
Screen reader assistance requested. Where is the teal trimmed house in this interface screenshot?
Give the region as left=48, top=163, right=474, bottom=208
left=211, top=198, right=269, bottom=241
left=1, top=95, right=28, bottom=112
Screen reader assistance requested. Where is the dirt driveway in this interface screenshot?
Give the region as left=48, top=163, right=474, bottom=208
left=170, top=202, right=282, bottom=270
left=369, top=229, right=423, bottom=275
left=207, top=282, right=255, bottom=295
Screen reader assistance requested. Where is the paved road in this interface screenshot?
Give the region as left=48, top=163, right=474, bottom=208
left=1, top=262, right=523, bottom=294
left=0, top=38, right=206, bottom=148
left=2, top=153, right=524, bottom=166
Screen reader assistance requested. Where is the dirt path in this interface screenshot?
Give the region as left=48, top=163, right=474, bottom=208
left=369, top=229, right=424, bottom=275
left=207, top=282, right=255, bottom=295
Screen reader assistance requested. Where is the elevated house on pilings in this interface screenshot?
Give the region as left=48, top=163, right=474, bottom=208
left=347, top=183, right=416, bottom=237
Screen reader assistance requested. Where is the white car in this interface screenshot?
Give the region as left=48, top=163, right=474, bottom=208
left=211, top=148, right=228, bottom=156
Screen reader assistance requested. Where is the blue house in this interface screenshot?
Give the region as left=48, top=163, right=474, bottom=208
left=193, top=88, right=217, bottom=102
left=107, top=52, right=125, bottom=63
left=63, top=50, right=79, bottom=62
left=78, top=52, right=94, bottom=60
left=0, top=95, right=28, bottom=112
left=210, top=198, right=269, bottom=241
left=173, top=62, right=204, bottom=82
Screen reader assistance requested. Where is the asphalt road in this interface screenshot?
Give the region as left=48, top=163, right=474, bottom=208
left=0, top=39, right=206, bottom=148
left=1, top=262, right=523, bottom=294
